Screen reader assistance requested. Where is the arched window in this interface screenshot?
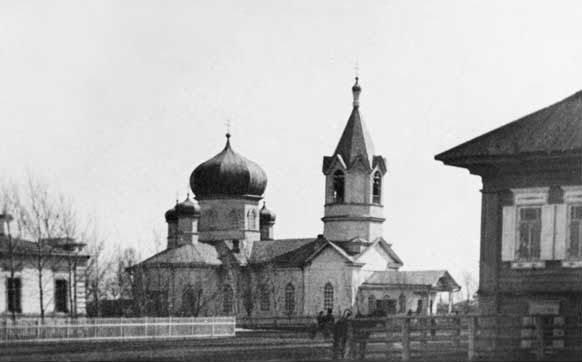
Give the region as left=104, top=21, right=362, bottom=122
left=229, top=210, right=238, bottom=228
left=182, top=284, right=202, bottom=316
left=223, top=285, right=233, bottom=314
left=368, top=295, right=376, bottom=315
left=373, top=171, right=382, bottom=204
left=260, top=285, right=270, bottom=312
left=285, top=283, right=295, bottom=315
left=323, top=283, right=334, bottom=311
left=206, top=210, right=217, bottom=230
left=247, top=209, right=257, bottom=230
left=398, top=293, right=406, bottom=313
left=333, top=170, right=345, bottom=203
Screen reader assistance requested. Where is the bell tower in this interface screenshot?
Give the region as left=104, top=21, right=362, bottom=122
left=321, top=77, right=387, bottom=242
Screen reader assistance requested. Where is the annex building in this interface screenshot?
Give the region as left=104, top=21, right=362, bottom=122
left=130, top=78, right=459, bottom=318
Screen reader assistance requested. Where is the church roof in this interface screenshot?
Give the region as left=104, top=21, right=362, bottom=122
left=362, top=270, right=460, bottom=292
left=435, top=90, right=582, bottom=167
left=323, top=78, right=387, bottom=173
left=133, top=243, right=221, bottom=267
left=190, top=134, right=268, bottom=199
left=333, top=106, right=376, bottom=168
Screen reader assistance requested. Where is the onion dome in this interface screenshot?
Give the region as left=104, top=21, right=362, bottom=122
left=260, top=202, right=276, bottom=223
left=164, top=205, right=178, bottom=223
left=174, top=194, right=201, bottom=217
left=190, top=134, right=267, bottom=199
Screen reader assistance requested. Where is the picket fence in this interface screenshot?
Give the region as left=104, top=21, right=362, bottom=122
left=0, top=316, right=236, bottom=343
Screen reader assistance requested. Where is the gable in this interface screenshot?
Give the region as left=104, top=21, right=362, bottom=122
left=358, top=242, right=398, bottom=271
left=309, top=246, right=349, bottom=268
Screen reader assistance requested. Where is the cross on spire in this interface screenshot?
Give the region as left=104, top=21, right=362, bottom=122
left=225, top=119, right=232, bottom=139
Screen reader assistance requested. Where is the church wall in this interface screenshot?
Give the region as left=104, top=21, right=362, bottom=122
left=346, top=170, right=368, bottom=204
left=304, top=248, right=355, bottom=316
left=198, top=198, right=261, bottom=242
left=323, top=219, right=383, bottom=242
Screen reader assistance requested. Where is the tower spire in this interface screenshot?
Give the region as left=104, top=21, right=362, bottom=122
left=352, top=76, right=361, bottom=108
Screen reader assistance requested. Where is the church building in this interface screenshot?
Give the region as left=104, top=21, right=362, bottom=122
left=130, top=78, right=459, bottom=318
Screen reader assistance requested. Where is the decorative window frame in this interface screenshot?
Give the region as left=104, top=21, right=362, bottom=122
left=508, top=187, right=549, bottom=269
left=562, top=186, right=582, bottom=266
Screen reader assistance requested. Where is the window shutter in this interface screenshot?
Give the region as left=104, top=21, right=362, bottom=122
left=501, top=206, right=516, bottom=261
left=554, top=204, right=567, bottom=260
left=540, top=205, right=555, bottom=260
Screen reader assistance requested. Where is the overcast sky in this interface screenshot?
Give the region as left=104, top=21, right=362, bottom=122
left=2, top=0, right=582, bottom=284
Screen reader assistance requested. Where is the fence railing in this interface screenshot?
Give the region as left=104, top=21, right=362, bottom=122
left=238, top=314, right=582, bottom=361
left=0, top=316, right=236, bottom=343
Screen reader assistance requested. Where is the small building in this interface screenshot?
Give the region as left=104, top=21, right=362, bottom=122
left=436, top=90, right=582, bottom=325
left=0, top=214, right=89, bottom=317
left=130, top=78, right=460, bottom=318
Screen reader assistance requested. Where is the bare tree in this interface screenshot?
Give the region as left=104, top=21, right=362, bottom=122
left=84, top=226, right=110, bottom=317
left=0, top=181, right=26, bottom=322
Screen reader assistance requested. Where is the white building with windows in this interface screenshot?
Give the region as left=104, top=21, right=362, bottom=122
left=130, top=78, right=460, bottom=318
left=0, top=215, right=89, bottom=317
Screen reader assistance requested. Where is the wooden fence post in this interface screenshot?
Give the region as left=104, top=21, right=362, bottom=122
left=534, top=315, right=544, bottom=361
left=401, top=317, right=410, bottom=362
left=211, top=317, right=215, bottom=337
left=468, top=316, right=476, bottom=362
left=420, top=317, right=428, bottom=360
left=454, top=315, right=461, bottom=349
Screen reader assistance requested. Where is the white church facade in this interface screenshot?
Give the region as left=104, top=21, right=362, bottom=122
left=129, top=78, right=459, bottom=318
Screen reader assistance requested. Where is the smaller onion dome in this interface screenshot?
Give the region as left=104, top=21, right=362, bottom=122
left=174, top=194, right=201, bottom=217
left=260, top=202, right=276, bottom=223
left=164, top=206, right=178, bottom=223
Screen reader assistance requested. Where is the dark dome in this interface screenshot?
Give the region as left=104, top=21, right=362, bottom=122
left=190, top=135, right=267, bottom=198
left=164, top=206, right=178, bottom=223
left=174, top=195, right=200, bottom=217
left=260, top=202, right=276, bottom=223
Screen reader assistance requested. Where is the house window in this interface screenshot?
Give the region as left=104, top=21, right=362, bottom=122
left=259, top=285, right=270, bottom=312
left=416, top=299, right=423, bottom=314
left=333, top=170, right=345, bottom=203
left=323, top=283, right=334, bottom=311
left=568, top=205, right=582, bottom=259
left=223, top=285, right=233, bottom=314
left=373, top=171, right=382, bottom=204
left=284, top=283, right=295, bottom=314
left=517, top=207, right=541, bottom=260
left=398, top=293, right=406, bottom=313
left=55, top=279, right=68, bottom=313
left=6, top=277, right=22, bottom=313
left=368, top=295, right=376, bottom=314
left=247, top=209, right=257, bottom=230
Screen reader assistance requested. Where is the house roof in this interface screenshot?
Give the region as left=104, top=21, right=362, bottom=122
left=362, top=270, right=461, bottom=292
left=0, top=235, right=89, bottom=258
left=435, top=90, right=582, bottom=167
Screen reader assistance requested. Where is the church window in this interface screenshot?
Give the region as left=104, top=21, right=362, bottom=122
left=247, top=209, right=257, bottom=230
left=6, top=277, right=22, bottom=313
left=517, top=207, right=541, bottom=260
left=333, top=170, right=345, bottom=203
left=368, top=295, right=376, bottom=314
left=229, top=210, right=239, bottom=228
left=373, top=171, right=382, bottom=204
left=260, top=285, right=270, bottom=312
left=567, top=205, right=582, bottom=259
left=206, top=210, right=217, bottom=230
left=182, top=284, right=200, bottom=316
left=284, top=283, right=295, bottom=314
left=323, top=283, right=334, bottom=311
left=223, top=285, right=233, bottom=314
left=398, top=293, right=406, bottom=313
